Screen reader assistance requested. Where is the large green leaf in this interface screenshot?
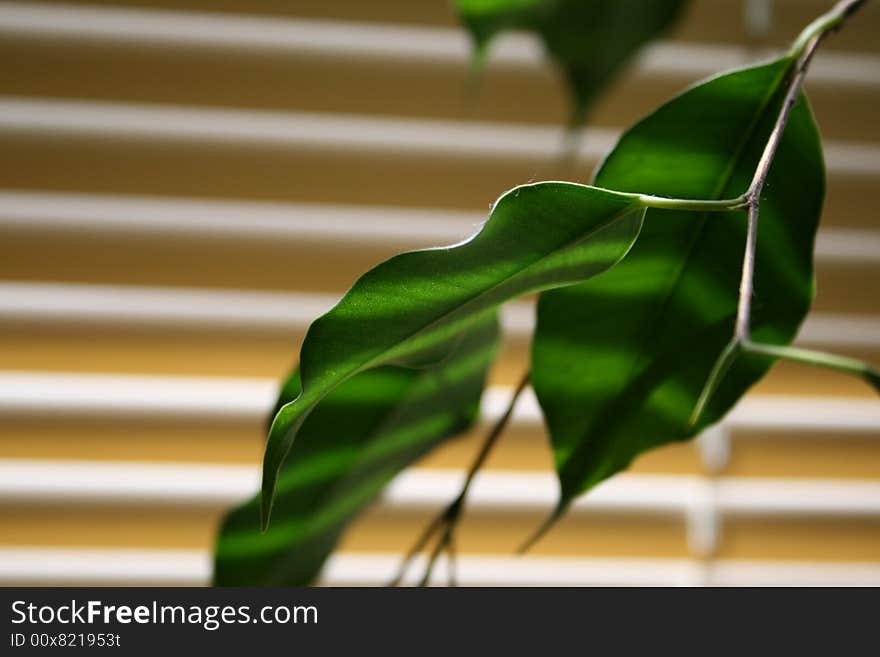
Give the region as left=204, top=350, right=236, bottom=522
left=532, top=57, right=824, bottom=511
left=215, top=317, right=498, bottom=586
left=261, top=182, right=648, bottom=525
left=455, top=0, right=687, bottom=121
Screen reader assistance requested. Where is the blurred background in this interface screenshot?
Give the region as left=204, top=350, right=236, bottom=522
left=0, top=0, right=878, bottom=586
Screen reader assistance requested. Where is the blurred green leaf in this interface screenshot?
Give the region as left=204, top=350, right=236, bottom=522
left=531, top=57, right=824, bottom=515
left=261, top=182, right=648, bottom=526
left=215, top=316, right=498, bottom=586
left=455, top=0, right=687, bottom=122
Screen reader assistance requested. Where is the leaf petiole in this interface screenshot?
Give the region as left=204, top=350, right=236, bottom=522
left=691, top=338, right=880, bottom=427
left=634, top=193, right=749, bottom=213
left=741, top=341, right=880, bottom=394
left=689, top=338, right=743, bottom=427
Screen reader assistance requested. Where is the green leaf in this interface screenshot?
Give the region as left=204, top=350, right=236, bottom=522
left=215, top=316, right=498, bottom=586
left=261, top=182, right=647, bottom=526
left=531, top=57, right=824, bottom=512
left=455, top=0, right=687, bottom=122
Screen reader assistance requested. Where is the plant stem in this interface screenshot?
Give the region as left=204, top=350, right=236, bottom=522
left=734, top=201, right=761, bottom=340
left=736, top=0, right=867, bottom=341
left=644, top=0, right=868, bottom=347
left=388, top=514, right=445, bottom=587
left=417, top=525, right=451, bottom=587
left=689, top=0, right=872, bottom=426
left=735, top=34, right=811, bottom=340
left=454, top=371, right=531, bottom=504
left=391, top=371, right=531, bottom=586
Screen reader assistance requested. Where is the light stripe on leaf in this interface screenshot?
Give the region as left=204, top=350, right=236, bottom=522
left=532, top=57, right=824, bottom=515
left=216, top=317, right=498, bottom=585
left=261, top=182, right=647, bottom=526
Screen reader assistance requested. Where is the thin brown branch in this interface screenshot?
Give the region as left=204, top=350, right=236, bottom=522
left=735, top=0, right=867, bottom=341
left=387, top=513, right=444, bottom=587
left=390, top=371, right=531, bottom=586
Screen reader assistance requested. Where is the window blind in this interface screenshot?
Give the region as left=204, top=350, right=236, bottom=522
left=1, top=0, right=878, bottom=585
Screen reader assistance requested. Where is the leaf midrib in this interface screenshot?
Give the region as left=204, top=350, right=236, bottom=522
left=363, top=195, right=640, bottom=373
left=601, top=61, right=791, bottom=408
left=294, top=195, right=640, bottom=418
